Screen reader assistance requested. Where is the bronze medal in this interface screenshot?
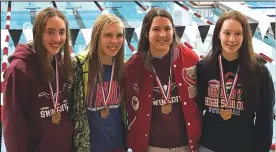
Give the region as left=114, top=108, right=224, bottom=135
left=101, top=106, right=110, bottom=119
left=220, top=108, right=232, bottom=120
left=161, top=103, right=172, bottom=114
left=152, top=52, right=173, bottom=115
left=52, top=112, right=61, bottom=124
left=98, top=60, right=114, bottom=119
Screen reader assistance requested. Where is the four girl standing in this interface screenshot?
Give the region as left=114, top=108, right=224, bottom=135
left=3, top=6, right=274, bottom=152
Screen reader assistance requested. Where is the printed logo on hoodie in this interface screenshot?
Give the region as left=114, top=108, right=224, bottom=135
left=38, top=83, right=69, bottom=118
left=205, top=72, right=244, bottom=116
left=152, top=82, right=181, bottom=106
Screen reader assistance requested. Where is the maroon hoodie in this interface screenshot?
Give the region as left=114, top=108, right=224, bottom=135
left=3, top=44, right=73, bottom=152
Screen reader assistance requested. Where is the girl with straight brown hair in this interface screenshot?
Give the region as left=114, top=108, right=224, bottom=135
left=124, top=7, right=202, bottom=152
left=196, top=10, right=275, bottom=152
left=3, top=7, right=73, bottom=152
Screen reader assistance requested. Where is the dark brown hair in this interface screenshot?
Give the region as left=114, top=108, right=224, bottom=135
left=205, top=10, right=258, bottom=72
left=137, top=7, right=180, bottom=53
left=204, top=10, right=265, bottom=101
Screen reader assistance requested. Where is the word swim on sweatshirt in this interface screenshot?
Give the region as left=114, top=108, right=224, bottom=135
left=3, top=44, right=73, bottom=152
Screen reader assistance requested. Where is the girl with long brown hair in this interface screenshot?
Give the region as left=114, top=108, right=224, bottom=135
left=196, top=10, right=275, bottom=152
left=124, top=7, right=202, bottom=152
left=3, top=7, right=73, bottom=152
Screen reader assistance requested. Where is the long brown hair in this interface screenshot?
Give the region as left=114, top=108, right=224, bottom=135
left=137, top=7, right=181, bottom=53
left=28, top=7, right=72, bottom=82
left=204, top=10, right=258, bottom=72
left=204, top=10, right=265, bottom=101
left=86, top=13, right=125, bottom=98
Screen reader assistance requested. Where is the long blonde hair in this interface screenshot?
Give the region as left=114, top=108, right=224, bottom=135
left=86, top=13, right=125, bottom=101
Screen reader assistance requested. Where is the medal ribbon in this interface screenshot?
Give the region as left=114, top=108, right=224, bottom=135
left=98, top=60, right=115, bottom=106
left=218, top=55, right=239, bottom=107
left=152, top=50, right=173, bottom=104
left=48, top=56, right=60, bottom=113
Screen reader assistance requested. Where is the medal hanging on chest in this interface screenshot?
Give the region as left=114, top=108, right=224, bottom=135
left=152, top=52, right=173, bottom=115
left=218, top=55, right=239, bottom=120
left=161, top=103, right=172, bottom=114
left=101, top=106, right=110, bottom=119
left=52, top=111, right=61, bottom=124
left=49, top=56, right=61, bottom=124
left=99, top=61, right=115, bottom=119
left=220, top=108, right=232, bottom=120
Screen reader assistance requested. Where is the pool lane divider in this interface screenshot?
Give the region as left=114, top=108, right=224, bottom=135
left=134, top=1, right=147, bottom=11
left=174, top=1, right=214, bottom=25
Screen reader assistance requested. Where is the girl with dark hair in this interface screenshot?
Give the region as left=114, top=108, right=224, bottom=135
left=69, top=13, right=127, bottom=152
left=196, top=10, right=275, bottom=152
left=3, top=7, right=73, bottom=152
left=124, top=7, right=202, bottom=152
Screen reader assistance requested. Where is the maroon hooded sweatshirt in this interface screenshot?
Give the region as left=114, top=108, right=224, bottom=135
left=3, top=44, right=73, bottom=152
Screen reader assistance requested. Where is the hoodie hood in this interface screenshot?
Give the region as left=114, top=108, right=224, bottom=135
left=8, top=44, right=36, bottom=64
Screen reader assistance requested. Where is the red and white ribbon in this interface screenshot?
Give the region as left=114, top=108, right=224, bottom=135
left=218, top=55, right=240, bottom=107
